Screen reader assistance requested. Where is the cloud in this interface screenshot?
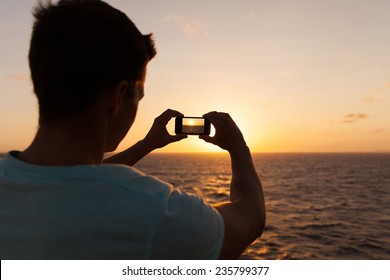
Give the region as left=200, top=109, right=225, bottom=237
left=6, top=74, right=26, bottom=81
left=342, top=113, right=368, bottom=123
left=369, top=129, right=385, bottom=134
left=361, top=82, right=389, bottom=104
left=164, top=14, right=209, bottom=38
left=362, top=97, right=385, bottom=104
left=242, top=10, right=257, bottom=22
left=362, top=97, right=376, bottom=104
left=371, top=82, right=390, bottom=95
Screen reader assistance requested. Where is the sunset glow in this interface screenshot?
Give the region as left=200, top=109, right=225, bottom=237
left=1, top=0, right=390, bottom=153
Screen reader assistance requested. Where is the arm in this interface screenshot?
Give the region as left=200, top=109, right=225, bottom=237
left=103, top=139, right=153, bottom=166
left=104, top=109, right=187, bottom=166
left=200, top=112, right=266, bottom=259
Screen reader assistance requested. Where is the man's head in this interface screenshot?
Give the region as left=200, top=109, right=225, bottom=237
left=29, top=0, right=156, bottom=126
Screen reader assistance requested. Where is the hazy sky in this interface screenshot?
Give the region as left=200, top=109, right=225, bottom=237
left=1, top=0, right=389, bottom=153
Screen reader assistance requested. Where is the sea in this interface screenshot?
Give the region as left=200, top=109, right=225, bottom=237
left=134, top=153, right=390, bottom=260
left=1, top=152, right=389, bottom=259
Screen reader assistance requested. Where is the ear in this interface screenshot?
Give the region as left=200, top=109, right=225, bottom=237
left=108, top=80, right=129, bottom=116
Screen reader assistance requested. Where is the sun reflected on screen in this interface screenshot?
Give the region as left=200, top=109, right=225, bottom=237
left=182, top=118, right=204, bottom=127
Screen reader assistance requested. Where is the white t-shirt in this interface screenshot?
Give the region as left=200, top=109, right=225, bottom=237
left=0, top=151, right=224, bottom=259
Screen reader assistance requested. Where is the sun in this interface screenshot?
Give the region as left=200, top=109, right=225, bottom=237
left=188, top=120, right=195, bottom=126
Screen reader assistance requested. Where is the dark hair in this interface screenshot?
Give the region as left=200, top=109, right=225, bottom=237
left=29, top=0, right=157, bottom=124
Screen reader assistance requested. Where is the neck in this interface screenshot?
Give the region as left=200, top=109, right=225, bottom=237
left=18, top=115, right=107, bottom=166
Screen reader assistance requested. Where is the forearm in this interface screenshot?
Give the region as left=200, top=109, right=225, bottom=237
left=229, top=146, right=265, bottom=223
left=214, top=147, right=266, bottom=259
left=103, top=139, right=153, bottom=166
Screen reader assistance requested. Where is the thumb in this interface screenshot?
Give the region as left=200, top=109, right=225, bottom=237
left=199, top=135, right=215, bottom=144
left=171, top=134, right=188, bottom=142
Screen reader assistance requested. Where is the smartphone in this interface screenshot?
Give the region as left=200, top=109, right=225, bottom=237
left=175, top=116, right=211, bottom=135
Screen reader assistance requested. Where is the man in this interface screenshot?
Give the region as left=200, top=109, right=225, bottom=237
left=0, top=0, right=265, bottom=259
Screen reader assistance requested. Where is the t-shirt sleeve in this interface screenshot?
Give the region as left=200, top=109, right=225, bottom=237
left=149, top=188, right=224, bottom=259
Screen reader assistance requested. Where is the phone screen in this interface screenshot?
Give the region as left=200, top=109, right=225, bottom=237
left=175, top=117, right=210, bottom=135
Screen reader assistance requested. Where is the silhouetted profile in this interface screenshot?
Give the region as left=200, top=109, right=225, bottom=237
left=0, top=0, right=265, bottom=259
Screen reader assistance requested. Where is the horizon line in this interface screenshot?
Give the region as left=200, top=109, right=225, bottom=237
left=2, top=151, right=390, bottom=157
left=108, top=151, right=390, bottom=156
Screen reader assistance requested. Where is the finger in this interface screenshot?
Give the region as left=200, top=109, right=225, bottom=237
left=199, top=135, right=217, bottom=145
left=219, top=112, right=239, bottom=127
left=157, top=109, right=184, bottom=124
left=202, top=112, right=225, bottom=129
left=204, top=111, right=226, bottom=120
left=202, top=111, right=217, bottom=118
left=166, top=108, right=184, bottom=117
left=170, top=134, right=188, bottom=142
left=219, top=112, right=231, bottom=119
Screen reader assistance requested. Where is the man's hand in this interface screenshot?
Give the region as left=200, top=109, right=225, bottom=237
left=142, top=109, right=187, bottom=150
left=199, top=111, right=247, bottom=154
left=104, top=109, right=187, bottom=166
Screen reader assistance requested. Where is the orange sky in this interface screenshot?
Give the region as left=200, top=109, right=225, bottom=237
left=1, top=0, right=390, bottom=153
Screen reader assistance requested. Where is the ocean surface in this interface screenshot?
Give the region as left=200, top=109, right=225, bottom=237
left=134, top=153, right=390, bottom=260
left=1, top=152, right=389, bottom=259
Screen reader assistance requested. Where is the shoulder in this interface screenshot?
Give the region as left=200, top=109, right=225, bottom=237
left=90, top=163, right=174, bottom=197
left=0, top=152, right=173, bottom=199
left=150, top=188, right=225, bottom=259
